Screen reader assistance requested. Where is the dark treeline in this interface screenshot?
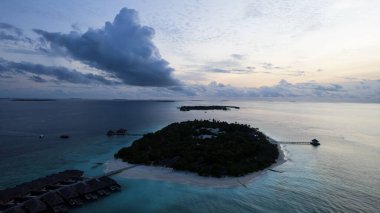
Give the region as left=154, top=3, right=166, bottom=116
left=115, top=120, right=278, bottom=177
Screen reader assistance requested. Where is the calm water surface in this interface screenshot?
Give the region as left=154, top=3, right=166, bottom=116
left=0, top=100, right=379, bottom=212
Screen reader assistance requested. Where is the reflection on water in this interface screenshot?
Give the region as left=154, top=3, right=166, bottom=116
left=0, top=100, right=379, bottom=212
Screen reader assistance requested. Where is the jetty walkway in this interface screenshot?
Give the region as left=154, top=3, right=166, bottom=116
left=275, top=141, right=312, bottom=145
left=269, top=137, right=321, bottom=146
left=97, top=165, right=139, bottom=178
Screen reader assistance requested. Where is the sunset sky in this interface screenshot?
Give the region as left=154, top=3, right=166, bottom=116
left=0, top=0, right=379, bottom=100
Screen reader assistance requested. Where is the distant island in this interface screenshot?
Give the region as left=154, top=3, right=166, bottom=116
left=115, top=120, right=279, bottom=177
left=111, top=99, right=175, bottom=102
left=179, top=105, right=240, bottom=111
left=11, top=98, right=57, bottom=101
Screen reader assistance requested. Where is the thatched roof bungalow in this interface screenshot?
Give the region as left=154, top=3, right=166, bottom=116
left=98, top=176, right=117, bottom=186
left=71, top=182, right=97, bottom=201
left=85, top=179, right=111, bottom=196
left=0, top=187, right=34, bottom=204
left=40, top=191, right=67, bottom=213
left=85, top=179, right=103, bottom=190
left=13, top=197, right=33, bottom=204
left=40, top=192, right=64, bottom=206
left=0, top=188, right=23, bottom=204
left=0, top=170, right=120, bottom=212
left=29, top=191, right=47, bottom=196
left=1, top=205, right=26, bottom=213
left=22, top=198, right=48, bottom=213
left=57, top=187, right=79, bottom=200
left=57, top=187, right=82, bottom=206
left=98, top=177, right=121, bottom=191
left=40, top=176, right=61, bottom=186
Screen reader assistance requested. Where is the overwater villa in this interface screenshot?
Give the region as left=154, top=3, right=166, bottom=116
left=57, top=187, right=82, bottom=207
left=40, top=191, right=68, bottom=212
left=0, top=170, right=121, bottom=213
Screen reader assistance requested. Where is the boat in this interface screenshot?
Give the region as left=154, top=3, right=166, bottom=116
left=310, top=139, right=320, bottom=146
left=115, top=128, right=127, bottom=135
left=106, top=130, right=114, bottom=136
left=60, top=135, right=70, bottom=139
left=106, top=128, right=128, bottom=136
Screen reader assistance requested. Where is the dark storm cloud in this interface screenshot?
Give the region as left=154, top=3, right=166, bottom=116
left=0, top=23, right=22, bottom=34
left=0, top=22, right=32, bottom=43
left=29, top=75, right=48, bottom=83
left=34, top=7, right=179, bottom=87
left=0, top=58, right=117, bottom=85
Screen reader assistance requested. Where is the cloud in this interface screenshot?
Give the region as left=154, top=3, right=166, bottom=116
left=193, top=54, right=255, bottom=74
left=261, top=63, right=284, bottom=70
left=203, top=66, right=256, bottom=74
left=34, top=7, right=179, bottom=87
left=0, top=23, right=22, bottom=41
left=167, top=79, right=380, bottom=101
left=0, top=22, right=32, bottom=43
left=208, top=68, right=231, bottom=73
left=285, top=70, right=305, bottom=76
left=29, top=75, right=48, bottom=83
left=2, top=72, right=379, bottom=101
left=230, top=54, right=245, bottom=60
left=0, top=58, right=117, bottom=85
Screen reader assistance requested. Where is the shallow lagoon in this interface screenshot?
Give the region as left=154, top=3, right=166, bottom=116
left=1, top=100, right=379, bottom=212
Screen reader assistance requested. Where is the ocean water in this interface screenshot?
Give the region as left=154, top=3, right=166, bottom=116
left=0, top=100, right=379, bottom=212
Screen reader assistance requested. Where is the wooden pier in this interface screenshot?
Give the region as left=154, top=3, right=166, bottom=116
left=271, top=138, right=321, bottom=146
left=276, top=141, right=312, bottom=145
left=97, top=165, right=139, bottom=178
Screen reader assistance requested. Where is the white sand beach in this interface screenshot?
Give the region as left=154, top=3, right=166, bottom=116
left=104, top=140, right=287, bottom=188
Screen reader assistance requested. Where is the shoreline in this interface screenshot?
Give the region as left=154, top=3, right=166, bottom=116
left=104, top=138, right=287, bottom=188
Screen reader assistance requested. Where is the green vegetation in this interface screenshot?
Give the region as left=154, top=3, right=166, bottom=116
left=115, top=120, right=279, bottom=177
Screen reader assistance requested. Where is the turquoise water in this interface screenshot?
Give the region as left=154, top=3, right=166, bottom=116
left=1, top=100, right=379, bottom=212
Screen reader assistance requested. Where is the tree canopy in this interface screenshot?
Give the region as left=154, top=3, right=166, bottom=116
left=115, top=120, right=279, bottom=177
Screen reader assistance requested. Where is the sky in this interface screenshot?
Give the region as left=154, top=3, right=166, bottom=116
left=0, top=0, right=379, bottom=101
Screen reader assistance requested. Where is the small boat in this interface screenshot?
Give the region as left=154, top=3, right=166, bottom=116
left=310, top=139, right=320, bottom=146
left=106, top=128, right=128, bottom=136
left=60, top=135, right=70, bottom=139
left=115, top=128, right=127, bottom=135
left=106, top=130, right=114, bottom=136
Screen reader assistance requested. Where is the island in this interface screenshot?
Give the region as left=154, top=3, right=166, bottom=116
left=114, top=120, right=279, bottom=178
left=179, top=105, right=240, bottom=111
left=11, top=98, right=57, bottom=101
